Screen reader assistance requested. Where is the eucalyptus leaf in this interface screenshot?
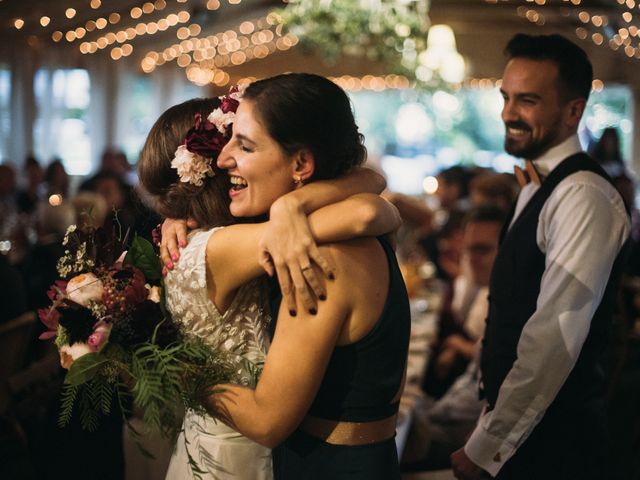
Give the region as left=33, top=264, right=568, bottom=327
left=65, top=352, right=108, bottom=386
left=125, top=235, right=162, bottom=282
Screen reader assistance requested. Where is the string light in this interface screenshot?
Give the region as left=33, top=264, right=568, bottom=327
left=330, top=74, right=412, bottom=91
left=141, top=14, right=295, bottom=85
left=509, top=1, right=640, bottom=61
left=80, top=10, right=191, bottom=55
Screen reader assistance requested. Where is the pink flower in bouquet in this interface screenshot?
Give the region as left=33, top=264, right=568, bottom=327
left=87, top=320, right=112, bottom=351
left=59, top=342, right=93, bottom=369
left=67, top=273, right=104, bottom=307
left=47, top=280, right=68, bottom=303
left=38, top=307, right=61, bottom=340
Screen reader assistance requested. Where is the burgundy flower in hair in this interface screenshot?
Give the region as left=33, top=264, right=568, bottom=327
left=220, top=86, right=241, bottom=114
left=184, top=114, right=228, bottom=158
left=171, top=86, right=243, bottom=186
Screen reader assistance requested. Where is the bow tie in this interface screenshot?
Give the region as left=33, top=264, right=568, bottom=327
left=514, top=160, right=542, bottom=187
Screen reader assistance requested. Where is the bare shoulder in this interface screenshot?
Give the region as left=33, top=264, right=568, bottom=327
left=318, top=237, right=385, bottom=271
left=318, top=238, right=390, bottom=343
left=318, top=237, right=388, bottom=296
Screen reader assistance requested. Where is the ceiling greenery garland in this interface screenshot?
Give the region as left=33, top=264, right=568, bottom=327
left=271, top=0, right=458, bottom=88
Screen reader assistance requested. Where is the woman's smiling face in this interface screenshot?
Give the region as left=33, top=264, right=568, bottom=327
left=217, top=99, right=297, bottom=218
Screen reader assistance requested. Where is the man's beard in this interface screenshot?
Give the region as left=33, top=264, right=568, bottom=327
left=504, top=120, right=561, bottom=160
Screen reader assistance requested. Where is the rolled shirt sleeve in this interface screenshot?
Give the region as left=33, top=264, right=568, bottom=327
left=464, top=172, right=630, bottom=477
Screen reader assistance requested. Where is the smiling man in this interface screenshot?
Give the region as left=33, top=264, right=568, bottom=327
left=450, top=34, right=630, bottom=480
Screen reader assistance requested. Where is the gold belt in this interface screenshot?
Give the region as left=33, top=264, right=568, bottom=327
left=300, top=414, right=397, bottom=446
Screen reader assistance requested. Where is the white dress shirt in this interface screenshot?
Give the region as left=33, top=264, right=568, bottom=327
left=464, top=134, right=630, bottom=476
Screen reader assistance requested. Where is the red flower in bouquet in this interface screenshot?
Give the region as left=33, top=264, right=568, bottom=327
left=103, top=264, right=147, bottom=314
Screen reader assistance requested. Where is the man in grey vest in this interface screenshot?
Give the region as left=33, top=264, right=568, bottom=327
left=451, top=34, right=630, bottom=479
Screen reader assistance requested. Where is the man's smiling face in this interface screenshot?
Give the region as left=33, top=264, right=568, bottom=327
left=500, top=58, right=569, bottom=160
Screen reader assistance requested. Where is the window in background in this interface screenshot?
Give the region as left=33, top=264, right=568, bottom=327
left=349, top=84, right=633, bottom=195
left=33, top=69, right=91, bottom=175
left=119, top=74, right=204, bottom=164
left=0, top=66, right=10, bottom=163
left=120, top=75, right=154, bottom=164
left=582, top=84, right=634, bottom=164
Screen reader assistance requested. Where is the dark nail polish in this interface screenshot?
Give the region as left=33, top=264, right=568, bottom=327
left=319, top=294, right=326, bottom=301
left=309, top=308, right=317, bottom=315
left=289, top=309, right=297, bottom=317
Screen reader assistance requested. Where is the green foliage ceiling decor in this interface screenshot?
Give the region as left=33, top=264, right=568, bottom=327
left=274, top=0, right=434, bottom=85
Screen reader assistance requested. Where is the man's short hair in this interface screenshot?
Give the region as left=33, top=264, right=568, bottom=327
left=504, top=33, right=593, bottom=103
left=464, top=206, right=508, bottom=229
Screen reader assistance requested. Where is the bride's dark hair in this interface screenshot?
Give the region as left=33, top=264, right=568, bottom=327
left=138, top=98, right=234, bottom=229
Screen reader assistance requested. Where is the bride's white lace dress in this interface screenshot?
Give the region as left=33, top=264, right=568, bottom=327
left=163, top=227, right=273, bottom=480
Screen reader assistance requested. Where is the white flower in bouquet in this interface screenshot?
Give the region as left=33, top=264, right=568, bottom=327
left=67, top=273, right=104, bottom=306
left=59, top=342, right=93, bottom=369
left=146, top=284, right=162, bottom=303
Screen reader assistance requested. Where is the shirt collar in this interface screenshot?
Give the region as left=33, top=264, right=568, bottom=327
left=530, top=134, right=582, bottom=177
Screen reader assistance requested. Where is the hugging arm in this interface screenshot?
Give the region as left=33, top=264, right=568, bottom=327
left=159, top=166, right=385, bottom=268
left=262, top=192, right=400, bottom=314
left=206, top=192, right=400, bottom=314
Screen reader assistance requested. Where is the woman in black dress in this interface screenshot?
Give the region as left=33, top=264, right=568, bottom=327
left=204, top=73, right=411, bottom=479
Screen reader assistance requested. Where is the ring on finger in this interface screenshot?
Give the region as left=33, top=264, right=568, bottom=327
left=301, top=265, right=312, bottom=271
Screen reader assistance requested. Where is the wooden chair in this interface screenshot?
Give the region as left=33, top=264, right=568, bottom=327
left=0, top=311, right=37, bottom=414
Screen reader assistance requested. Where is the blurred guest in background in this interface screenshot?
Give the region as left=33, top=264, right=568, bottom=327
left=16, top=155, right=44, bottom=215
left=435, top=166, right=473, bottom=214
left=0, top=253, right=28, bottom=324
left=589, top=127, right=625, bottom=178
left=20, top=201, right=76, bottom=313
left=80, top=147, right=136, bottom=191
left=0, top=163, right=17, bottom=214
left=72, top=191, right=109, bottom=231
left=80, top=170, right=159, bottom=240
left=422, top=207, right=505, bottom=399
left=468, top=173, right=519, bottom=213
left=44, top=158, right=69, bottom=198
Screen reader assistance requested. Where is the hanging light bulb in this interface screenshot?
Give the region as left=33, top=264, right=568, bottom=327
left=419, top=24, right=466, bottom=86
left=426, top=24, right=456, bottom=52
left=440, top=51, right=465, bottom=83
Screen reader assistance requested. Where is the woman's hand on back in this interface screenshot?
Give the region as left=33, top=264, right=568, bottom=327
left=261, top=195, right=335, bottom=316
left=160, top=217, right=199, bottom=273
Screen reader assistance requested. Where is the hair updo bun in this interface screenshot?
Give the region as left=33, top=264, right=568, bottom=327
left=138, top=97, right=234, bottom=229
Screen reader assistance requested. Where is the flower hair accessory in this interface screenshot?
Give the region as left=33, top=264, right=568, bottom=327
left=171, top=85, right=243, bottom=186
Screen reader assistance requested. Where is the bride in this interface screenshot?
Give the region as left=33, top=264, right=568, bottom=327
left=138, top=85, right=400, bottom=478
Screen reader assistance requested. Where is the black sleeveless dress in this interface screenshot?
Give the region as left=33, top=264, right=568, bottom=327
left=272, top=236, right=411, bottom=480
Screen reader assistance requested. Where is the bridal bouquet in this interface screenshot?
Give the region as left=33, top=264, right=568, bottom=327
left=39, top=223, right=234, bottom=440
